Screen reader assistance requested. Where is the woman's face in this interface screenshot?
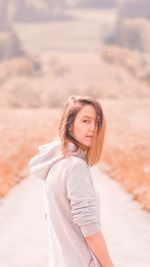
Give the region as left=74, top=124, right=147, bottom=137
left=70, top=104, right=97, bottom=148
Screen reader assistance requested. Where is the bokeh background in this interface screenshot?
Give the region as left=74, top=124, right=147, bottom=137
left=0, top=0, right=150, bottom=211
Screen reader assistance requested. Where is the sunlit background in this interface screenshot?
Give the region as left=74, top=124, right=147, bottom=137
left=0, top=1, right=150, bottom=266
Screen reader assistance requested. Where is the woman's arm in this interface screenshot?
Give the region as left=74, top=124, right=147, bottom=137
left=85, top=230, right=114, bottom=267
left=66, top=161, right=115, bottom=267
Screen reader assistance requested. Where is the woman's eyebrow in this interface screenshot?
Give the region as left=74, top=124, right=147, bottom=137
left=82, top=115, right=92, bottom=118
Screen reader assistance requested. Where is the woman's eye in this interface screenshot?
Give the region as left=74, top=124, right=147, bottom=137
left=83, top=120, right=89, bottom=123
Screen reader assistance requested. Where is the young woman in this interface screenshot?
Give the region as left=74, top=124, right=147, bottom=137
left=29, top=95, right=115, bottom=267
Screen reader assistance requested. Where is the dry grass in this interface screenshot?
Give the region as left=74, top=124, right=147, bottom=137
left=0, top=108, right=61, bottom=197
left=102, top=45, right=150, bottom=84
left=99, top=99, right=150, bottom=211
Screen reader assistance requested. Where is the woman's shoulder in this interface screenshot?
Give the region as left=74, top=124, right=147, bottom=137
left=67, top=154, right=86, bottom=164
left=64, top=156, right=92, bottom=185
left=64, top=155, right=89, bottom=173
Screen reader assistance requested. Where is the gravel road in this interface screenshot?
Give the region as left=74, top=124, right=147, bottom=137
left=0, top=165, right=150, bottom=267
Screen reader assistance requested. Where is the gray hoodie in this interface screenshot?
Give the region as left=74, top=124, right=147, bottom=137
left=28, top=138, right=101, bottom=267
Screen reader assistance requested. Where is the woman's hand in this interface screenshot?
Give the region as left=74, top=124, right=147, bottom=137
left=85, top=231, right=115, bottom=267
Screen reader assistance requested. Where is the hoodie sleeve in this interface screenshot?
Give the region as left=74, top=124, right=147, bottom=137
left=66, top=159, right=101, bottom=237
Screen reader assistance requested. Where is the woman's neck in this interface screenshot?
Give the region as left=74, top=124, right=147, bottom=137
left=79, top=143, right=88, bottom=152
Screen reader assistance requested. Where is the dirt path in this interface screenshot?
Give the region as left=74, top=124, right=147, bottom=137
left=0, top=166, right=150, bottom=267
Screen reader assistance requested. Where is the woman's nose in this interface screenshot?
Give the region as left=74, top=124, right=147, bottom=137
left=89, top=122, right=95, bottom=131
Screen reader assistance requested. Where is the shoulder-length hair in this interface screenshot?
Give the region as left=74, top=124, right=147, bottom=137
left=58, top=95, right=106, bottom=167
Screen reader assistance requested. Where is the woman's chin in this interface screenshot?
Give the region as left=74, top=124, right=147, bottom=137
left=82, top=141, right=92, bottom=148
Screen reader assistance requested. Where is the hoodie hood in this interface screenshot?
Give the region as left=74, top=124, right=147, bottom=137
left=28, top=138, right=86, bottom=180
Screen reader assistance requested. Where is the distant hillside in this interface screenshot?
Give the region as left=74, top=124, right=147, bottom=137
left=77, top=0, right=117, bottom=8
left=105, top=18, right=150, bottom=53
left=119, top=0, right=150, bottom=19
left=104, top=1, right=150, bottom=52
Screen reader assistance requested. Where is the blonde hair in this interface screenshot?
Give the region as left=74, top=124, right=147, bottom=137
left=58, top=95, right=106, bottom=167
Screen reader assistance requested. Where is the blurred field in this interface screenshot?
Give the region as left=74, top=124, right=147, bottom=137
left=0, top=8, right=149, bottom=108
left=0, top=50, right=149, bottom=108
left=0, top=5, right=150, bottom=212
